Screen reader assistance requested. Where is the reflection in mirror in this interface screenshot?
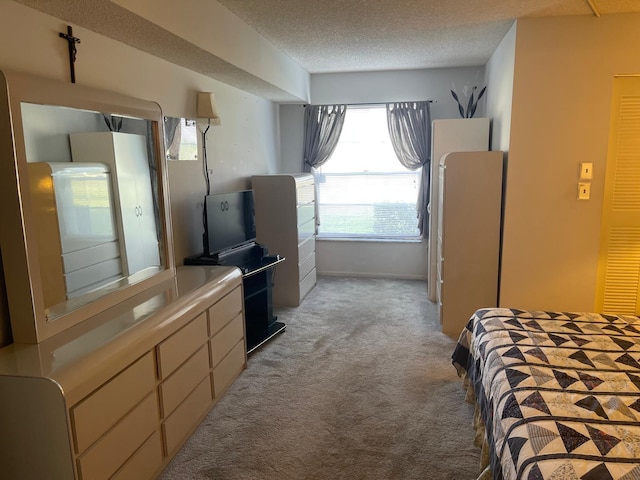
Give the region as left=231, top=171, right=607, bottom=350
left=164, top=116, right=198, bottom=161
left=0, top=69, right=175, bottom=343
left=21, top=103, right=164, bottom=321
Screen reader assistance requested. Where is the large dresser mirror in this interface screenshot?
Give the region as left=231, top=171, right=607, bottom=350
left=0, top=70, right=175, bottom=343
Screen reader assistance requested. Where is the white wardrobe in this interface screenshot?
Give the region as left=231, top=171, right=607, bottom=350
left=251, top=174, right=316, bottom=307
left=437, top=151, right=503, bottom=338
left=70, top=132, right=161, bottom=276
left=428, top=118, right=490, bottom=302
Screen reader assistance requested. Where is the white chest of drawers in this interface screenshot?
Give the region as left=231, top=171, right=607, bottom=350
left=252, top=174, right=317, bottom=307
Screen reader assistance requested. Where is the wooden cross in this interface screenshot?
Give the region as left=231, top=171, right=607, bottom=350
left=59, top=25, right=80, bottom=83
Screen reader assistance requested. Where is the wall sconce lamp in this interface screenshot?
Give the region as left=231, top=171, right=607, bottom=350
left=196, top=92, right=222, bottom=195
left=197, top=92, right=222, bottom=127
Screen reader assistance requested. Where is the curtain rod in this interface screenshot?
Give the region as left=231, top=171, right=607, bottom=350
left=302, top=100, right=436, bottom=107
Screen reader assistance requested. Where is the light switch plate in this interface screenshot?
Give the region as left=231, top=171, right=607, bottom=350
left=580, top=162, right=593, bottom=180
left=578, top=182, right=591, bottom=200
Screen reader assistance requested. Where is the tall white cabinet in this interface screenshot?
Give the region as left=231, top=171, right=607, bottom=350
left=70, top=132, right=161, bottom=276
left=252, top=174, right=316, bottom=307
left=428, top=118, right=490, bottom=301
left=437, top=151, right=503, bottom=338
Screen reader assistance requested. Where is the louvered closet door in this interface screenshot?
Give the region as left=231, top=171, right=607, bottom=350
left=596, top=76, right=640, bottom=314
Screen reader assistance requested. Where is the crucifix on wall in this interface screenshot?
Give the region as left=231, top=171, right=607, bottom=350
left=59, top=25, right=80, bottom=83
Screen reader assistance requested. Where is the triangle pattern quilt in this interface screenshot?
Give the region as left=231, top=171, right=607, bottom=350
left=451, top=307, right=640, bottom=480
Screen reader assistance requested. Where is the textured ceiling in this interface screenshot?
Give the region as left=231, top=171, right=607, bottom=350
left=215, top=0, right=640, bottom=73
left=11, top=0, right=640, bottom=101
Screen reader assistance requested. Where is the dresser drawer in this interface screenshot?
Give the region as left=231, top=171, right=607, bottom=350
left=299, top=252, right=315, bottom=282
left=72, top=352, right=155, bottom=454
left=297, top=203, right=315, bottom=227
left=298, top=235, right=315, bottom=260
left=208, top=287, right=243, bottom=336
left=296, top=181, right=314, bottom=204
left=210, top=313, right=244, bottom=368
left=157, top=312, right=207, bottom=379
left=159, top=345, right=211, bottom=418
left=298, top=223, right=314, bottom=245
left=162, top=376, right=212, bottom=456
left=111, top=431, right=163, bottom=480
left=77, top=393, right=158, bottom=480
left=212, top=340, right=245, bottom=398
left=299, top=218, right=315, bottom=241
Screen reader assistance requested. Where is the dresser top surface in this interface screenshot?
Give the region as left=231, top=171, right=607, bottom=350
left=0, top=266, right=241, bottom=387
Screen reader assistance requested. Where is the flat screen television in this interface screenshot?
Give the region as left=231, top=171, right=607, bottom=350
left=203, top=190, right=257, bottom=257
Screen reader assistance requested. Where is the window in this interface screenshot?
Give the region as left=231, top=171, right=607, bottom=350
left=315, top=106, right=421, bottom=239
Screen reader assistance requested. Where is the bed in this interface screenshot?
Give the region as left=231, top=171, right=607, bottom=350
left=452, top=307, right=640, bottom=480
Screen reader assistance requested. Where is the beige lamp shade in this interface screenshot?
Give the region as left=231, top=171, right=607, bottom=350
left=196, top=92, right=221, bottom=126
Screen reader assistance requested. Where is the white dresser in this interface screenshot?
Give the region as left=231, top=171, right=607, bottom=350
left=428, top=118, right=490, bottom=302
left=252, top=174, right=317, bottom=307
left=0, top=266, right=246, bottom=479
left=437, top=151, right=503, bottom=338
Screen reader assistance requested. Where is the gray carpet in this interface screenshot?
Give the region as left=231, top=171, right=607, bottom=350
left=159, top=277, right=480, bottom=480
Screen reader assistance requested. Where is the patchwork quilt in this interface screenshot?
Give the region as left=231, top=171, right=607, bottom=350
left=452, top=308, right=640, bottom=480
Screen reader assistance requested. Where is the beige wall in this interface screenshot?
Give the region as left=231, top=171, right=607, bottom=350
left=316, top=240, right=428, bottom=280
left=0, top=1, right=280, bottom=264
left=484, top=21, right=516, bottom=301
left=500, top=13, right=640, bottom=311
left=485, top=22, right=516, bottom=153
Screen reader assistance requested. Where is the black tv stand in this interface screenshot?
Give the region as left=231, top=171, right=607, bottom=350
left=240, top=256, right=286, bottom=353
left=184, top=244, right=286, bottom=354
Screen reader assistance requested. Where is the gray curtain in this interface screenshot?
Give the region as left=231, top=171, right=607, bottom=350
left=163, top=116, right=181, bottom=160
left=302, top=104, right=347, bottom=231
left=302, top=104, right=347, bottom=172
left=386, top=101, right=431, bottom=238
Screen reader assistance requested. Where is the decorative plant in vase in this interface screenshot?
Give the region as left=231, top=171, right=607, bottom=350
left=450, top=84, right=486, bottom=118
left=103, top=114, right=123, bottom=132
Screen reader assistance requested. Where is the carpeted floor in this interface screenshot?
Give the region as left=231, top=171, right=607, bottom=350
left=159, top=276, right=480, bottom=480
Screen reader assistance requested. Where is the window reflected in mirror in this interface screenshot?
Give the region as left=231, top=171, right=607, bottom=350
left=164, top=116, right=197, bottom=161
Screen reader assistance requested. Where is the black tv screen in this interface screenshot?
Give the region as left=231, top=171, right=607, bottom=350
left=204, top=190, right=256, bottom=257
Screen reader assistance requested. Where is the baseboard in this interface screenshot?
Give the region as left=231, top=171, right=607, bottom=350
left=317, top=271, right=427, bottom=281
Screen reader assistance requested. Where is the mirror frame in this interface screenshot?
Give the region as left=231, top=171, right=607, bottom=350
left=0, top=69, right=175, bottom=344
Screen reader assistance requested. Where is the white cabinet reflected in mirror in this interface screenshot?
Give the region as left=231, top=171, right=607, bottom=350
left=164, top=117, right=197, bottom=161
left=0, top=70, right=175, bottom=343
